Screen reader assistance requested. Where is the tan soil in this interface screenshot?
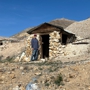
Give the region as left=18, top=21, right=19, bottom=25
left=0, top=40, right=26, bottom=60
left=0, top=53, right=90, bottom=90
left=66, top=18, right=90, bottom=39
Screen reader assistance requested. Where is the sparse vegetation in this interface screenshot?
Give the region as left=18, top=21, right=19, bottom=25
left=38, top=67, right=43, bottom=70
left=54, top=73, right=63, bottom=86
left=48, top=66, right=60, bottom=72
left=0, top=55, right=3, bottom=60
left=6, top=56, right=14, bottom=62
left=0, top=56, right=14, bottom=63
left=36, top=60, right=63, bottom=66
left=45, top=82, right=50, bottom=86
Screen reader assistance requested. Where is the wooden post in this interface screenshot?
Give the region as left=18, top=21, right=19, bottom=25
left=39, top=35, right=43, bottom=59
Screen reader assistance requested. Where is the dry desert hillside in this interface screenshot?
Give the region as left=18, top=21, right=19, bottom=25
left=0, top=18, right=90, bottom=90
left=66, top=18, right=90, bottom=39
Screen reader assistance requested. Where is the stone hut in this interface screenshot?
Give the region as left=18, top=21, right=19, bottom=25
left=27, top=23, right=76, bottom=60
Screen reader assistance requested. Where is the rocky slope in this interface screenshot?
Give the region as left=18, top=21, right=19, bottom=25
left=49, top=18, right=76, bottom=29
left=66, top=18, right=90, bottom=39
left=11, top=28, right=31, bottom=40
left=0, top=40, right=26, bottom=60
left=0, top=18, right=90, bottom=90
left=0, top=53, right=90, bottom=90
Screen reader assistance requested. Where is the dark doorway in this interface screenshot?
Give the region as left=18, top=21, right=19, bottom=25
left=0, top=41, right=3, bottom=45
left=41, top=34, right=49, bottom=59
left=62, top=34, right=68, bottom=45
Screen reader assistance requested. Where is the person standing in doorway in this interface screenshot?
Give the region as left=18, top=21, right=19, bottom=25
left=30, top=34, right=39, bottom=61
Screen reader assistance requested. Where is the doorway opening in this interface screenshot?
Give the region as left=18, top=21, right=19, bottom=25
left=62, top=34, right=68, bottom=45
left=41, top=34, right=49, bottom=59
left=0, top=41, right=3, bottom=45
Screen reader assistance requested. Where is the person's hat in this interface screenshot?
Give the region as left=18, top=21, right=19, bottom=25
left=34, top=34, right=37, bottom=36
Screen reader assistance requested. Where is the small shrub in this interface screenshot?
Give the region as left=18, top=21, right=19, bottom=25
left=0, top=56, right=14, bottom=63
left=49, top=68, right=53, bottom=72
left=54, top=73, right=63, bottom=86
left=6, top=56, right=13, bottom=62
left=45, top=83, right=49, bottom=86
left=0, top=55, right=3, bottom=60
left=38, top=67, right=43, bottom=70
left=23, top=66, right=29, bottom=70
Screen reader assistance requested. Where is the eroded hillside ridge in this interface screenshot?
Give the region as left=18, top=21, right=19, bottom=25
left=66, top=18, right=90, bottom=39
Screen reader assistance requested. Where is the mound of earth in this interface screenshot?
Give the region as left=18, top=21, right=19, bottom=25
left=66, top=18, right=90, bottom=39
left=0, top=40, right=26, bottom=60
left=11, top=27, right=31, bottom=40
left=49, top=18, right=76, bottom=29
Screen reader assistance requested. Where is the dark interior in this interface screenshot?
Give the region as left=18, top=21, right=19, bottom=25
left=62, top=34, right=68, bottom=45
left=0, top=42, right=3, bottom=45
left=41, top=34, right=49, bottom=58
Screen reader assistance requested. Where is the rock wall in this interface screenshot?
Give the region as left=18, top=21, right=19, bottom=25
left=25, top=31, right=66, bottom=60
left=49, top=31, right=62, bottom=59
left=14, top=34, right=40, bottom=62
left=15, top=31, right=67, bottom=62
left=14, top=31, right=90, bottom=62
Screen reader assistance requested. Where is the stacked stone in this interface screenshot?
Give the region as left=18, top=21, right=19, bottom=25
left=14, top=34, right=40, bottom=62
left=49, top=31, right=61, bottom=59
left=25, top=36, right=32, bottom=57
left=14, top=36, right=32, bottom=62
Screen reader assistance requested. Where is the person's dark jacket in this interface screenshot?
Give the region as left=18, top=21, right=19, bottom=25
left=31, top=38, right=39, bottom=49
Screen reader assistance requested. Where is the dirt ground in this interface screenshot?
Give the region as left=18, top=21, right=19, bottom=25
left=0, top=53, right=90, bottom=90
left=0, top=40, right=26, bottom=60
